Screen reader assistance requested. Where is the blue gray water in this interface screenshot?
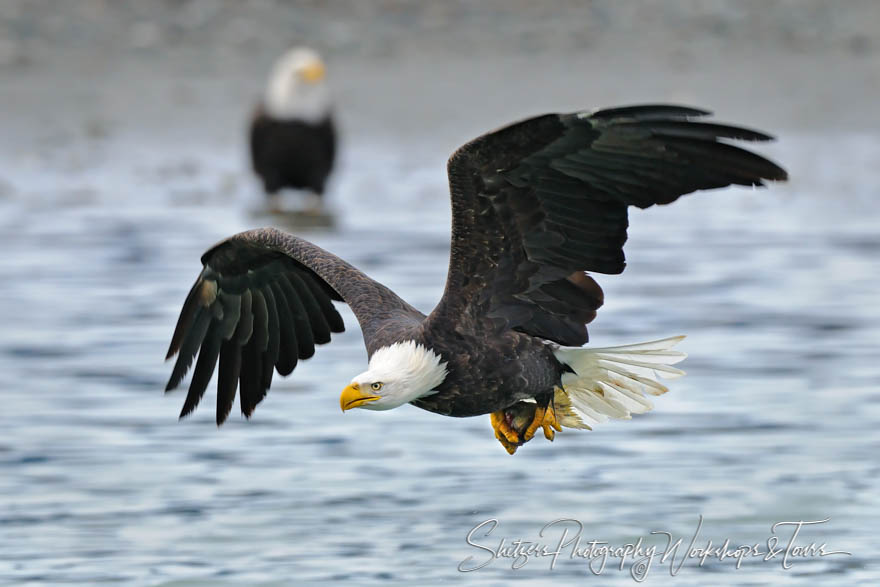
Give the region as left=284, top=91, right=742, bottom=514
left=2, top=122, right=877, bottom=584
left=1, top=23, right=879, bottom=585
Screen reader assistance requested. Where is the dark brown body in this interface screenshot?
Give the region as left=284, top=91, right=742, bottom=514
left=249, top=109, right=336, bottom=196
left=411, top=326, right=566, bottom=417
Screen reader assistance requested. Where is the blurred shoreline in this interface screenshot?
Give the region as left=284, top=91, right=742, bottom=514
left=0, top=0, right=877, bottom=154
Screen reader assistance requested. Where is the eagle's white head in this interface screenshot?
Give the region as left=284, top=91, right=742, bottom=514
left=340, top=341, right=448, bottom=412
left=264, top=47, right=331, bottom=123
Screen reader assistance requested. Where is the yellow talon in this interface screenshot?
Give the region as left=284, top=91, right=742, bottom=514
left=521, top=406, right=543, bottom=442
left=496, top=432, right=519, bottom=455
left=523, top=402, right=561, bottom=442
left=490, top=410, right=521, bottom=448
left=490, top=399, right=562, bottom=454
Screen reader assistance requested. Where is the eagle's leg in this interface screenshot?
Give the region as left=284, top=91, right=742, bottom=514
left=490, top=395, right=563, bottom=454
left=302, top=191, right=323, bottom=214
left=522, top=392, right=562, bottom=443
left=267, top=192, right=284, bottom=214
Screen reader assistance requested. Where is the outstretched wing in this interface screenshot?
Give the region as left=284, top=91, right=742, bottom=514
left=165, top=228, right=422, bottom=424
left=429, top=104, right=787, bottom=345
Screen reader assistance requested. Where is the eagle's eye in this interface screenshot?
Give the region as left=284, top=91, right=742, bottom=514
left=371, top=382, right=383, bottom=391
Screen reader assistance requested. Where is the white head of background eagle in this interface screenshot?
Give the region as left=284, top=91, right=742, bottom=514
left=340, top=341, right=448, bottom=411
left=264, top=46, right=331, bottom=123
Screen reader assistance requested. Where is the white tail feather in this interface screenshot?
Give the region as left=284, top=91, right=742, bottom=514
left=553, top=336, right=686, bottom=430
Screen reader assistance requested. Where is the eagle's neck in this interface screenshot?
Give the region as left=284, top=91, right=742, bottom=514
left=368, top=341, right=448, bottom=403
left=264, top=80, right=330, bottom=124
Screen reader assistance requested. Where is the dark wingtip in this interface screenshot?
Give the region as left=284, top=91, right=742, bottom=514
left=749, top=130, right=776, bottom=142
left=165, top=329, right=185, bottom=360
left=762, top=160, right=789, bottom=182
left=166, top=276, right=217, bottom=361
left=588, top=104, right=712, bottom=121
left=179, top=400, right=197, bottom=420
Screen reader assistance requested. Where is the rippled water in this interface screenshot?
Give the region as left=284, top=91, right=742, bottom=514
left=1, top=79, right=879, bottom=584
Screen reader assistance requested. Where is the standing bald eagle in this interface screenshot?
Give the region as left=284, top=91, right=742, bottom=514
left=166, top=105, right=787, bottom=454
left=250, top=47, right=336, bottom=204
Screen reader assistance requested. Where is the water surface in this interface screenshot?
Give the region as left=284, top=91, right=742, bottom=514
left=0, top=33, right=878, bottom=586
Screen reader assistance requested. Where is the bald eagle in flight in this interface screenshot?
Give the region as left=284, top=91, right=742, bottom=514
left=250, top=47, right=336, bottom=203
left=166, top=105, right=787, bottom=454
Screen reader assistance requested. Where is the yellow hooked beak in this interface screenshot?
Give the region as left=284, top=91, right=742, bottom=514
left=300, top=60, right=326, bottom=84
left=340, top=382, right=380, bottom=411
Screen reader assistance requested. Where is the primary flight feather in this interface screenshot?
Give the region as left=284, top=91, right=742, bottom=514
left=165, top=104, right=787, bottom=454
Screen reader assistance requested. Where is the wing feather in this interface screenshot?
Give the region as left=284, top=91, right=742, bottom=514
left=239, top=333, right=264, bottom=417
left=165, top=305, right=212, bottom=391
left=164, top=228, right=423, bottom=422
left=181, top=322, right=222, bottom=419
left=269, top=281, right=298, bottom=376
left=260, top=285, right=281, bottom=390
left=287, top=272, right=332, bottom=344
left=233, top=290, right=253, bottom=345
left=278, top=274, right=315, bottom=359
left=216, top=339, right=241, bottom=425
left=429, top=104, right=787, bottom=345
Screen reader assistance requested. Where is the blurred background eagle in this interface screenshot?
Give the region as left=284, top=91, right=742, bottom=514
left=166, top=104, right=787, bottom=454
left=249, top=47, right=336, bottom=210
